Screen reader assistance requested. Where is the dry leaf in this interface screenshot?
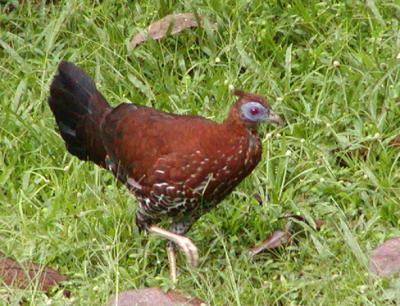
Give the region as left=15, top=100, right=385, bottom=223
left=129, top=13, right=214, bottom=49
left=0, top=253, right=69, bottom=297
left=389, top=135, right=400, bottom=147
left=107, top=288, right=207, bottom=306
left=369, top=237, right=400, bottom=277
left=248, top=230, right=291, bottom=256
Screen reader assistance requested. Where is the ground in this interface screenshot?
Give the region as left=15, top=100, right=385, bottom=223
left=1, top=0, right=400, bottom=305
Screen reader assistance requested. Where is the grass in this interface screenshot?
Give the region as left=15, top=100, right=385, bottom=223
left=1, top=0, right=400, bottom=304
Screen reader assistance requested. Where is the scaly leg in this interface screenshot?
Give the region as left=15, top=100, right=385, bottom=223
left=137, top=210, right=199, bottom=282
left=148, top=225, right=198, bottom=267
left=166, top=241, right=177, bottom=283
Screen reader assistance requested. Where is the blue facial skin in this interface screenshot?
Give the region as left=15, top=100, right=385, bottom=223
left=240, top=102, right=269, bottom=123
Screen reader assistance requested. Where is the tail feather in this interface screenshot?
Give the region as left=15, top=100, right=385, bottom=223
left=48, top=61, right=111, bottom=166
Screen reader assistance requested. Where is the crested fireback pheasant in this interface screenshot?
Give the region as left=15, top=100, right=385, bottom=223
left=48, top=61, right=283, bottom=281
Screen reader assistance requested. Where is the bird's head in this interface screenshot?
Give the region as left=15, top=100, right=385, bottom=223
left=226, top=89, right=283, bottom=129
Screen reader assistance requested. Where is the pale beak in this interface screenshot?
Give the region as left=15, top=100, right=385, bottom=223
left=266, top=109, right=284, bottom=126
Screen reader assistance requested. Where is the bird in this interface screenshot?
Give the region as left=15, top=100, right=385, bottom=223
left=48, top=61, right=283, bottom=282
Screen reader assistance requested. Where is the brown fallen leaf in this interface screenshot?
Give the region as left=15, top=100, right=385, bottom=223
left=282, top=214, right=325, bottom=231
left=107, top=288, right=207, bottom=306
left=389, top=135, right=400, bottom=147
left=248, top=230, right=291, bottom=257
left=369, top=237, right=400, bottom=277
left=129, top=13, right=215, bottom=50
left=0, top=253, right=69, bottom=297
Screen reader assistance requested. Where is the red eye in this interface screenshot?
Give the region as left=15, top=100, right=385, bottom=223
left=250, top=107, right=259, bottom=115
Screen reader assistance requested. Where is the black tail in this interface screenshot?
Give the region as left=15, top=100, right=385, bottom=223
left=48, top=61, right=112, bottom=166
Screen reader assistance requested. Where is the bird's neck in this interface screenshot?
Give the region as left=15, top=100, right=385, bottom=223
left=223, top=116, right=259, bottom=136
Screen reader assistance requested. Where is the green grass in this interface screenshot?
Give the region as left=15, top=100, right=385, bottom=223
left=1, top=0, right=400, bottom=304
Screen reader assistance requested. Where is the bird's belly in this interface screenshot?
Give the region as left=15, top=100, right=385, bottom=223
left=135, top=169, right=249, bottom=220
left=131, top=133, right=261, bottom=220
left=135, top=190, right=200, bottom=218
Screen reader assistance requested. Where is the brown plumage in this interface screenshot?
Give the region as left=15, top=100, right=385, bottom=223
left=48, top=61, right=283, bottom=281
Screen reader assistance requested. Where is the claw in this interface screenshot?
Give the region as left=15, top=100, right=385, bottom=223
left=175, top=236, right=198, bottom=267
left=148, top=225, right=199, bottom=280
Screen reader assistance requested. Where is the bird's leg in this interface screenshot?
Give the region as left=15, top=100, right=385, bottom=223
left=148, top=225, right=199, bottom=268
left=166, top=241, right=177, bottom=283
left=138, top=209, right=199, bottom=282
left=165, top=217, right=198, bottom=282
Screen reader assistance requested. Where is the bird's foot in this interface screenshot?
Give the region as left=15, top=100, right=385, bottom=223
left=174, top=235, right=198, bottom=267
left=148, top=225, right=199, bottom=270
